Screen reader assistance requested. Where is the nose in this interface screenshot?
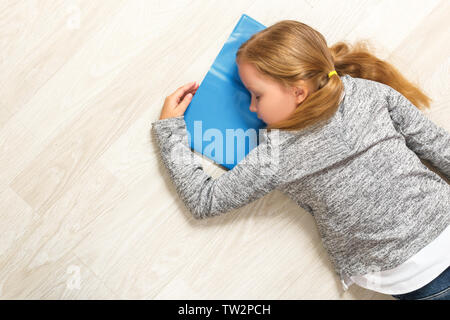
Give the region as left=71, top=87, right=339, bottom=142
left=249, top=106, right=259, bottom=118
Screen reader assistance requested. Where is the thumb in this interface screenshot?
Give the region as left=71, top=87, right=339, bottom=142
left=178, top=93, right=193, bottom=111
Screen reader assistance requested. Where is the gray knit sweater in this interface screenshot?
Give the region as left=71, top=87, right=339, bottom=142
left=151, top=74, right=450, bottom=285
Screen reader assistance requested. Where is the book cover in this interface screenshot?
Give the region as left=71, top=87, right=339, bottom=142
left=184, top=14, right=267, bottom=170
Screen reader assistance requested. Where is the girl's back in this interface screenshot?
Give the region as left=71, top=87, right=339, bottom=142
left=275, top=74, right=450, bottom=283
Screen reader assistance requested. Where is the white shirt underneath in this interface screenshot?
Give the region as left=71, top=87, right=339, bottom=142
left=341, top=224, right=450, bottom=295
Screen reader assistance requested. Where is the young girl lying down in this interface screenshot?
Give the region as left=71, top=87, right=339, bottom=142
left=151, top=20, right=450, bottom=300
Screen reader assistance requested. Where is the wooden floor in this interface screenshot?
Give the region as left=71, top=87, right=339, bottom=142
left=1, top=0, right=449, bottom=300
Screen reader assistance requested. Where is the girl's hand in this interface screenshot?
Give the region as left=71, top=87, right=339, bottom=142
left=158, top=81, right=200, bottom=120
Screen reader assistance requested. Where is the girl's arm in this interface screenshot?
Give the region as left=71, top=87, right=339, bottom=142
left=151, top=116, right=282, bottom=219
left=385, top=86, right=450, bottom=180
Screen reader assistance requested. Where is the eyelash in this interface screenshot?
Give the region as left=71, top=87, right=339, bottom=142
left=250, top=91, right=260, bottom=100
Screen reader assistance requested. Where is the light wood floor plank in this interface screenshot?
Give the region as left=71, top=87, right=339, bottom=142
left=1, top=0, right=448, bottom=300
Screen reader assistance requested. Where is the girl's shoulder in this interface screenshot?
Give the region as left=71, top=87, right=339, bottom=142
left=346, top=75, right=393, bottom=97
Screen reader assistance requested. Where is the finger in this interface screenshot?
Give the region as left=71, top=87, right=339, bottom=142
left=190, top=83, right=200, bottom=93
left=188, top=82, right=199, bottom=94
left=176, top=91, right=194, bottom=113
left=186, top=85, right=198, bottom=95
left=178, top=83, right=200, bottom=102
left=182, top=81, right=199, bottom=95
left=172, top=81, right=196, bottom=99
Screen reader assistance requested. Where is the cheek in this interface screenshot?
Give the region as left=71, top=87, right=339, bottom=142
left=274, top=93, right=297, bottom=111
left=260, top=95, right=281, bottom=113
left=259, top=95, right=295, bottom=121
left=258, top=102, right=278, bottom=119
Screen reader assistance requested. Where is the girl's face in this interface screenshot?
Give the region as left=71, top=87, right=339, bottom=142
left=237, top=61, right=313, bottom=125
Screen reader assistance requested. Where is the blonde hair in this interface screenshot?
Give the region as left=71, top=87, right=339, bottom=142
left=236, top=20, right=432, bottom=132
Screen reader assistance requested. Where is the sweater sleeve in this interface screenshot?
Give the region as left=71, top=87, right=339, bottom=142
left=151, top=115, right=282, bottom=219
left=385, top=86, right=450, bottom=179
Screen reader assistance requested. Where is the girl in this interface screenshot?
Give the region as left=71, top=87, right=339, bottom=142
left=151, top=20, right=450, bottom=300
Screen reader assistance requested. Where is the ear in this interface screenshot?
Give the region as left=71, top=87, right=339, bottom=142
left=292, top=84, right=309, bottom=105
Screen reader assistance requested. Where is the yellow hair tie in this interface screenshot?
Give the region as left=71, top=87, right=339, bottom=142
left=328, top=70, right=338, bottom=78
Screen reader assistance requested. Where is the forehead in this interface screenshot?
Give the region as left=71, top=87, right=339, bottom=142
left=237, top=62, right=266, bottom=89
left=238, top=62, right=260, bottom=80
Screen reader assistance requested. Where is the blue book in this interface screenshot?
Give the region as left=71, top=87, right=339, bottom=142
left=184, top=14, right=267, bottom=170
